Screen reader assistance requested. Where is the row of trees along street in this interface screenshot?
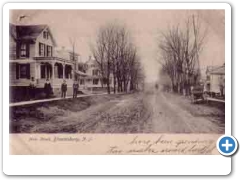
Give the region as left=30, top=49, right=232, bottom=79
left=158, top=15, right=207, bottom=95
left=91, top=23, right=145, bottom=94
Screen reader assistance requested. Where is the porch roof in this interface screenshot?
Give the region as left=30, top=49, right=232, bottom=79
left=34, top=57, right=74, bottom=66
left=34, top=56, right=73, bottom=62
left=9, top=59, right=35, bottom=64
left=206, top=64, right=225, bottom=75
left=76, top=70, right=87, bottom=76
left=10, top=58, right=74, bottom=66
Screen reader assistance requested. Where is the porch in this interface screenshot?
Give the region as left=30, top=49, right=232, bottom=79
left=10, top=58, right=74, bottom=88
left=10, top=58, right=75, bottom=102
left=36, top=61, right=74, bottom=88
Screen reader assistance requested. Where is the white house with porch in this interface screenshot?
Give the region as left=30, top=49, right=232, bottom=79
left=9, top=23, right=78, bottom=101
left=205, top=64, right=225, bottom=97
left=76, top=56, right=114, bottom=93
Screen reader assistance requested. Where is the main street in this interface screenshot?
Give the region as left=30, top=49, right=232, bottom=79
left=10, top=89, right=225, bottom=134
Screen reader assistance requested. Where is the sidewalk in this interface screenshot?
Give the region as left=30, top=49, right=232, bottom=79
left=206, top=97, right=225, bottom=103
left=9, top=93, right=108, bottom=107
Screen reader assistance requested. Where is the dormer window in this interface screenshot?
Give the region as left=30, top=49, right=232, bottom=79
left=43, top=31, right=49, bottom=39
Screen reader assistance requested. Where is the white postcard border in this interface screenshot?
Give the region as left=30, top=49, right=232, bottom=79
left=3, top=2, right=231, bottom=175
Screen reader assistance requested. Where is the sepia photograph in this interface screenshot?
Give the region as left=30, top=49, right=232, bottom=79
left=2, top=2, right=233, bottom=176
left=5, top=4, right=231, bottom=157
left=9, top=9, right=225, bottom=135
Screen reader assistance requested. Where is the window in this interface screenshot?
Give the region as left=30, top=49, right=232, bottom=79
left=92, top=69, right=99, bottom=76
left=70, top=54, right=78, bottom=61
left=39, top=43, right=45, bottom=56
left=47, top=45, right=52, bottom=57
left=93, top=79, right=99, bottom=85
left=43, top=31, right=49, bottom=39
left=20, top=43, right=27, bottom=58
left=206, top=75, right=210, bottom=81
left=16, top=64, right=30, bottom=79
left=80, top=79, right=85, bottom=85
left=103, top=78, right=108, bottom=85
left=218, top=75, right=225, bottom=86
left=20, top=65, right=27, bottom=78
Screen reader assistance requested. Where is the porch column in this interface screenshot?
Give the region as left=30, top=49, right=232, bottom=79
left=63, top=63, right=65, bottom=79
left=51, top=62, right=55, bottom=79
left=34, top=62, right=36, bottom=79
left=45, top=64, right=47, bottom=79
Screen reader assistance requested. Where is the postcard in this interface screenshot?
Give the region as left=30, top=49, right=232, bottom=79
left=3, top=2, right=232, bottom=175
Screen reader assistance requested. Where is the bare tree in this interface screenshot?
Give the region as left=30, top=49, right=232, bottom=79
left=91, top=24, right=115, bottom=94
left=91, top=22, right=144, bottom=94
left=158, top=15, right=206, bottom=94
left=129, top=55, right=145, bottom=91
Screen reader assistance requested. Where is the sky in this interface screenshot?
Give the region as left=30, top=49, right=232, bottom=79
left=10, top=10, right=225, bottom=82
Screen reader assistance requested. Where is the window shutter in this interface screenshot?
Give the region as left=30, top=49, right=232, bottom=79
left=26, top=64, right=30, bottom=79
left=50, top=46, right=52, bottom=57
left=16, top=63, right=19, bottom=79
left=39, top=43, right=41, bottom=56
left=44, top=44, right=47, bottom=57
left=16, top=42, right=20, bottom=59
left=26, top=43, right=30, bottom=58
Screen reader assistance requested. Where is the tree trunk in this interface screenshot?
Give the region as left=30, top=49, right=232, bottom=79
left=130, top=79, right=134, bottom=91
left=113, top=75, right=116, bottom=94
left=107, top=79, right=110, bottom=94
left=107, top=71, right=110, bottom=94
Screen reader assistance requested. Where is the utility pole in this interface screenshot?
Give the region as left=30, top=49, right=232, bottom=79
left=70, top=37, right=77, bottom=81
left=192, top=15, right=201, bottom=84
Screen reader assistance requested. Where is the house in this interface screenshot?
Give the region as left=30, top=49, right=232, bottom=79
left=76, top=56, right=114, bottom=92
left=9, top=23, right=78, bottom=101
left=205, top=64, right=225, bottom=96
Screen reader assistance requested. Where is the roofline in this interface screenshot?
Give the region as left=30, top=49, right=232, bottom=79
left=37, top=26, right=57, bottom=47
left=206, top=65, right=225, bottom=73
left=69, top=51, right=80, bottom=56
left=10, top=23, right=48, bottom=27
left=9, top=23, right=57, bottom=46
left=55, top=48, right=80, bottom=56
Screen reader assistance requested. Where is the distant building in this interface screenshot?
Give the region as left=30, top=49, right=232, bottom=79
left=205, top=64, right=225, bottom=96
left=76, top=56, right=114, bottom=92
left=9, top=23, right=78, bottom=101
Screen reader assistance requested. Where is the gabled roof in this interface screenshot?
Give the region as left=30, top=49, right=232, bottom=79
left=17, top=24, right=47, bottom=40
left=85, top=55, right=97, bottom=66
left=206, top=64, right=225, bottom=75
left=9, top=23, right=57, bottom=46
left=210, top=66, right=225, bottom=75
left=10, top=23, right=17, bottom=40
left=55, top=48, right=80, bottom=61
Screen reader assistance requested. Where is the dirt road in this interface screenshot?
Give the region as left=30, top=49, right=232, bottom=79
left=148, top=91, right=224, bottom=133
left=10, top=91, right=225, bottom=133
